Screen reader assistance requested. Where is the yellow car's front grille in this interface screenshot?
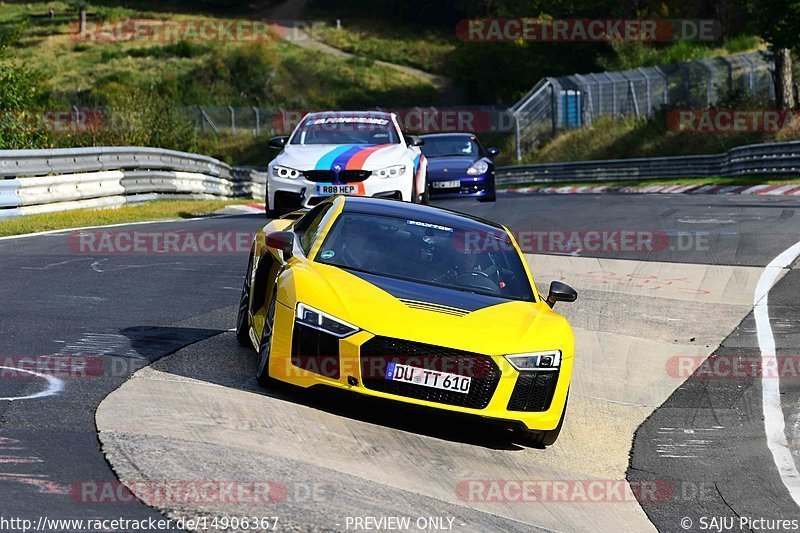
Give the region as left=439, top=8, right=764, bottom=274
left=399, top=298, right=470, bottom=317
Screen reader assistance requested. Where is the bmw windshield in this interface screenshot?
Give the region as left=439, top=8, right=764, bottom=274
left=290, top=115, right=401, bottom=145
left=315, top=212, right=535, bottom=301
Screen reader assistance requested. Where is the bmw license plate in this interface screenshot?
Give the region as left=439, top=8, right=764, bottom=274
left=432, top=180, right=460, bottom=189
left=385, top=362, right=471, bottom=394
left=316, top=183, right=364, bottom=196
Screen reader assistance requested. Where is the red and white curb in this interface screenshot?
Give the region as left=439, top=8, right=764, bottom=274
left=502, top=184, right=800, bottom=196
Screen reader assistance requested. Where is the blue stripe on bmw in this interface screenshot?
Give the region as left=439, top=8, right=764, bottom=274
left=331, top=145, right=366, bottom=171
left=315, top=145, right=354, bottom=170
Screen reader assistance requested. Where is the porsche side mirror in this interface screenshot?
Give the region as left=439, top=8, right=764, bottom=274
left=268, top=136, right=289, bottom=149
left=265, top=230, right=294, bottom=261
left=546, top=281, right=577, bottom=308
left=487, top=147, right=500, bottom=157
left=405, top=135, right=424, bottom=147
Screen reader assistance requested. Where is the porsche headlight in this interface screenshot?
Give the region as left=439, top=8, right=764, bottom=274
left=466, top=160, right=489, bottom=176
left=504, top=350, right=561, bottom=371
left=374, top=165, right=407, bottom=179
left=272, top=165, right=302, bottom=180
left=296, top=303, right=359, bottom=337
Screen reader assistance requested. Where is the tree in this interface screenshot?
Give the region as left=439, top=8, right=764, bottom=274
left=749, top=0, right=800, bottom=109
left=0, top=24, right=50, bottom=149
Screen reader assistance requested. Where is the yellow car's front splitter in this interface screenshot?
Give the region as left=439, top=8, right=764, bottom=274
left=267, top=303, right=572, bottom=432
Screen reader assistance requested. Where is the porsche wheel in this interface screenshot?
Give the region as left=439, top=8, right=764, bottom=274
left=235, top=251, right=254, bottom=347
left=255, top=293, right=277, bottom=387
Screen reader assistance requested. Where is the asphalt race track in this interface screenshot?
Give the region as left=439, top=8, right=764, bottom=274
left=2, top=193, right=800, bottom=532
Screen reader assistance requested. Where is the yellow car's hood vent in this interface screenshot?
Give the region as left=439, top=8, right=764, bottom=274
left=399, top=298, right=470, bottom=317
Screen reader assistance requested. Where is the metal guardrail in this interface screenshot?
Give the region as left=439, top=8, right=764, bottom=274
left=0, top=147, right=266, bottom=219
left=3, top=141, right=798, bottom=218
left=496, top=141, right=800, bottom=186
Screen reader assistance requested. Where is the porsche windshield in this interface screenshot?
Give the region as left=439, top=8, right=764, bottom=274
left=290, top=115, right=401, bottom=145
left=316, top=213, right=535, bottom=301
left=421, top=136, right=481, bottom=158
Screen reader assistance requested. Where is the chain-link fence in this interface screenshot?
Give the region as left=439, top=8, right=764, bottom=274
left=511, top=51, right=774, bottom=161
left=189, top=106, right=517, bottom=137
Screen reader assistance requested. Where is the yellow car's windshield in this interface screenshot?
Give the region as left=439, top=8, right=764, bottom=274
left=316, top=212, right=534, bottom=301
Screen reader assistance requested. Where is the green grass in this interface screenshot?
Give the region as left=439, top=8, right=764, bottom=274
left=2, top=3, right=441, bottom=109
left=527, top=114, right=788, bottom=165
left=0, top=198, right=251, bottom=237
left=313, top=20, right=455, bottom=74
left=597, top=36, right=763, bottom=71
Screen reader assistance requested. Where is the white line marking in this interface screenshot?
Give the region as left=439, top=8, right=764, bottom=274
left=21, top=258, right=90, bottom=271
left=0, top=366, right=64, bottom=401
left=0, top=212, right=255, bottom=242
left=755, top=240, right=800, bottom=506
left=677, top=218, right=736, bottom=224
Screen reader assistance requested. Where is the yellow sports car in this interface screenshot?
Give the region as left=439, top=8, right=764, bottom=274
left=235, top=196, right=577, bottom=446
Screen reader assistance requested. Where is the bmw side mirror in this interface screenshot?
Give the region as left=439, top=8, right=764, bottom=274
left=487, top=147, right=500, bottom=157
left=265, top=230, right=294, bottom=261
left=546, top=281, right=577, bottom=308
left=405, top=135, right=424, bottom=147
left=268, top=136, right=289, bottom=149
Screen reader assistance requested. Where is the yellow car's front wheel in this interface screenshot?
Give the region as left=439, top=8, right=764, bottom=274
left=256, top=294, right=277, bottom=388
left=235, top=251, right=255, bottom=347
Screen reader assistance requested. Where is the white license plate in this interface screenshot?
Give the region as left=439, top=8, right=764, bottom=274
left=385, top=363, right=471, bottom=394
left=316, top=183, right=364, bottom=196
left=432, top=180, right=461, bottom=189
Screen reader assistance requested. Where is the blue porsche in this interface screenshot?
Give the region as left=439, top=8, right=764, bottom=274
left=420, top=133, right=498, bottom=202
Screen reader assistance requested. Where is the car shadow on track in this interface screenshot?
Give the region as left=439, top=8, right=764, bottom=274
left=143, top=327, right=532, bottom=451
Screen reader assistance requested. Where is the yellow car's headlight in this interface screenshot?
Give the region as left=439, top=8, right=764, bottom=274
left=504, top=350, right=561, bottom=371
left=296, top=303, right=359, bottom=338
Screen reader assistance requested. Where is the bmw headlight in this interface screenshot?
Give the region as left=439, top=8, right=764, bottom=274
left=272, top=165, right=302, bottom=180
left=466, top=160, right=489, bottom=176
left=374, top=165, right=407, bottom=179
left=504, top=350, right=561, bottom=371
left=296, top=303, right=359, bottom=337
